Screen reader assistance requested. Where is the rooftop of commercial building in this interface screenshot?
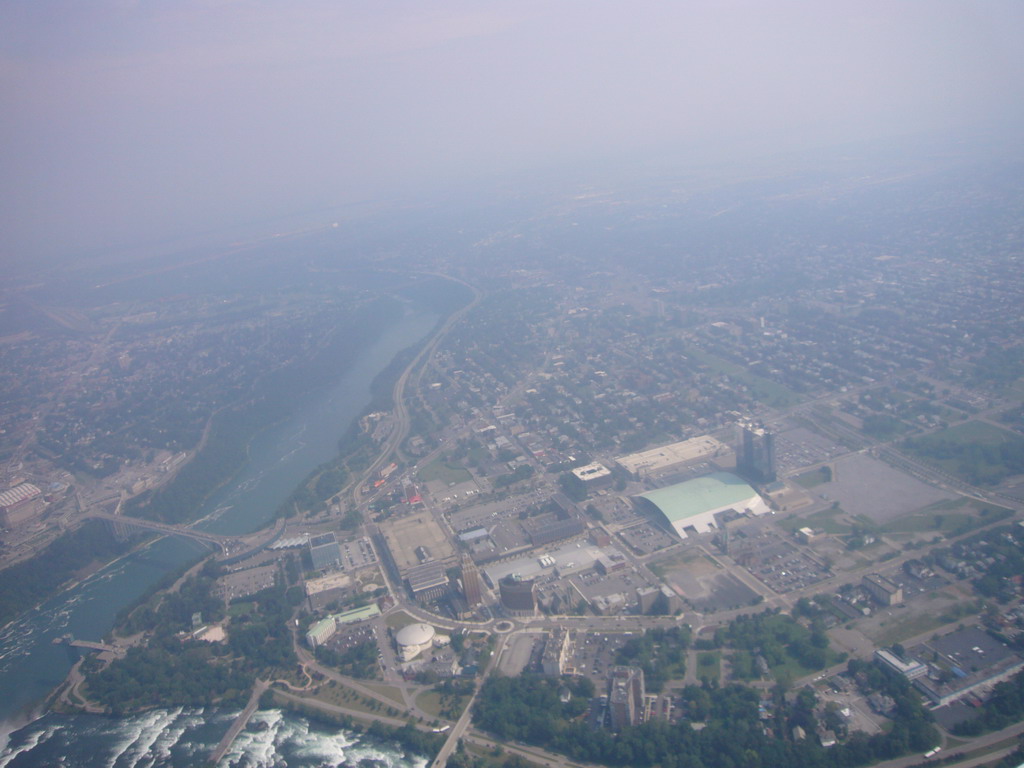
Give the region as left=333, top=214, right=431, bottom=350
left=615, top=436, right=726, bottom=476
left=333, top=603, right=381, bottom=625
left=309, top=532, right=338, bottom=548
left=639, top=472, right=760, bottom=525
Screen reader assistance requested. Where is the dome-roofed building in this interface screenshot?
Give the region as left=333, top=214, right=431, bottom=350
left=635, top=471, right=769, bottom=538
left=395, top=622, right=436, bottom=662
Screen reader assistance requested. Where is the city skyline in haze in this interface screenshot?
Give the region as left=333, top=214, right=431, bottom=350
left=2, top=0, right=1023, bottom=270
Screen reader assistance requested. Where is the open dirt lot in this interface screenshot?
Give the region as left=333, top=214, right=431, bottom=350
left=380, top=512, right=455, bottom=571
left=653, top=550, right=759, bottom=612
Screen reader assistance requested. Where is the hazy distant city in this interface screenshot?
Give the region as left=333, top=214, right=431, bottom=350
left=1, top=143, right=1023, bottom=768
left=3, top=2, right=1024, bottom=767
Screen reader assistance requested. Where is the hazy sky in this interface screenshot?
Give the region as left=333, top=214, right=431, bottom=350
left=2, top=1, right=1023, bottom=268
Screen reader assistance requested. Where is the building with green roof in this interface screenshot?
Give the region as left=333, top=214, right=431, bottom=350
left=636, top=471, right=769, bottom=538
left=333, top=603, right=381, bottom=626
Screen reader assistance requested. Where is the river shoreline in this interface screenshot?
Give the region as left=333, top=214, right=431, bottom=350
left=0, top=299, right=447, bottom=729
left=0, top=291, right=429, bottom=639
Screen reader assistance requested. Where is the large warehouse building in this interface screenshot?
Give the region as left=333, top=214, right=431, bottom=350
left=615, top=435, right=727, bottom=479
left=635, top=472, right=769, bottom=538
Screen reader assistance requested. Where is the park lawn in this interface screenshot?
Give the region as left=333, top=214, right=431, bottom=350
left=728, top=650, right=758, bottom=681
left=902, top=420, right=1024, bottom=485
left=1007, top=379, right=1024, bottom=401
left=795, top=467, right=832, bottom=489
left=839, top=550, right=878, bottom=572
left=464, top=743, right=548, bottom=768
left=415, top=689, right=470, bottom=720
left=884, top=499, right=1012, bottom=536
left=362, top=682, right=407, bottom=706
left=228, top=600, right=255, bottom=618
left=882, top=512, right=973, bottom=534
left=928, top=420, right=1023, bottom=446
left=415, top=690, right=445, bottom=717
left=467, top=445, right=490, bottom=465
left=297, top=680, right=393, bottom=717
left=697, top=651, right=721, bottom=682
left=650, top=549, right=707, bottom=578
left=385, top=611, right=419, bottom=630
left=874, top=614, right=946, bottom=646
left=777, top=507, right=851, bottom=535
left=962, top=733, right=1024, bottom=762
left=770, top=658, right=811, bottom=687
left=921, top=497, right=971, bottom=512
left=685, top=346, right=803, bottom=408
left=273, top=665, right=310, bottom=690
left=418, top=458, right=473, bottom=486
left=769, top=648, right=845, bottom=686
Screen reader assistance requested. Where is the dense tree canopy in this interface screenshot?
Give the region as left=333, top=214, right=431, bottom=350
left=474, top=660, right=937, bottom=768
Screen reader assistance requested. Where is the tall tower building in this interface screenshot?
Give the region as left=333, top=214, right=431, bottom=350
left=736, top=421, right=776, bottom=485
left=608, top=666, right=646, bottom=729
left=461, top=556, right=483, bottom=607
left=499, top=575, right=536, bottom=616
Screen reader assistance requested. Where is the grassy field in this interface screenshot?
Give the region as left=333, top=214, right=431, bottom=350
left=697, top=651, right=721, bottom=682
left=297, top=680, right=403, bottom=718
left=872, top=614, right=942, bottom=651
left=923, top=420, right=1023, bottom=446
left=418, top=458, right=473, bottom=486
left=702, top=554, right=724, bottom=569
left=771, top=647, right=844, bottom=685
left=795, top=467, right=832, bottom=489
left=415, top=689, right=470, bottom=720
left=228, top=600, right=255, bottom=617
left=777, top=507, right=851, bottom=535
left=362, top=682, right=407, bottom=706
left=649, top=549, right=702, bottom=578
left=881, top=504, right=1012, bottom=535
left=384, top=611, right=420, bottom=630
left=872, top=595, right=971, bottom=646
left=414, top=690, right=445, bottom=718
left=685, top=346, right=803, bottom=408
left=882, top=512, right=972, bottom=534
left=901, top=420, right=1024, bottom=486
left=1007, top=379, right=1024, bottom=401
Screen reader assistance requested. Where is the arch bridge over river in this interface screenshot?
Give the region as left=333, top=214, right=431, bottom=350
left=82, top=511, right=286, bottom=561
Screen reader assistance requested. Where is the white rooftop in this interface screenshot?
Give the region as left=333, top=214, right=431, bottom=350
left=615, top=435, right=726, bottom=476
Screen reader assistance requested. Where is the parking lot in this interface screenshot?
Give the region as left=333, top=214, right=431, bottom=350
left=598, top=496, right=646, bottom=528
left=574, top=568, right=659, bottom=613
left=340, top=536, right=378, bottom=571
left=822, top=453, right=956, bottom=524
left=326, top=622, right=378, bottom=653
left=729, top=525, right=832, bottom=594
left=774, top=426, right=846, bottom=476
left=448, top=498, right=514, bottom=532
left=618, top=520, right=678, bottom=555
left=566, top=631, right=635, bottom=679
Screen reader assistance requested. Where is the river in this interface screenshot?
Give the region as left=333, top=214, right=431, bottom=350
left=0, top=301, right=438, bottom=767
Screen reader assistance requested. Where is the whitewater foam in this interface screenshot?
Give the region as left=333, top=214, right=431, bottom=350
left=1, top=708, right=428, bottom=768
left=221, top=708, right=286, bottom=767
left=0, top=715, right=60, bottom=768
left=118, top=707, right=182, bottom=768
left=149, top=708, right=202, bottom=765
